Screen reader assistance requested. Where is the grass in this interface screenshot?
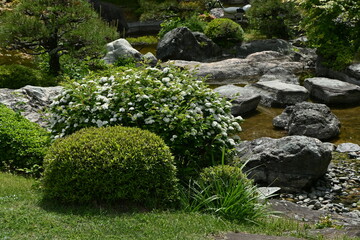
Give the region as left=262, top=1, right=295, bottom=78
left=1, top=172, right=359, bottom=240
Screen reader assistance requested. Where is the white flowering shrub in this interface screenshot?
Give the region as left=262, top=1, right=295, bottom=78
left=49, top=66, right=242, bottom=175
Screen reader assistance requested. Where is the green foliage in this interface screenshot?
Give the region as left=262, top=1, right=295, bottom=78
left=139, top=0, right=178, bottom=21
left=247, top=0, right=302, bottom=39
left=180, top=165, right=268, bottom=222
left=49, top=65, right=243, bottom=179
left=204, top=18, right=244, bottom=47
left=158, top=14, right=208, bottom=39
left=126, top=35, right=159, bottom=46
left=42, top=125, right=179, bottom=207
left=114, top=57, right=137, bottom=67
left=0, top=64, right=46, bottom=89
left=298, top=0, right=360, bottom=70
left=0, top=0, right=118, bottom=75
left=0, top=104, right=51, bottom=174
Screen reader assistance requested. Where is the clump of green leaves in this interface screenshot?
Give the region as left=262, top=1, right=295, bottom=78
left=204, top=18, right=244, bottom=47
left=0, top=64, right=54, bottom=89
left=0, top=104, right=51, bottom=175
left=158, top=14, right=208, bottom=39
left=298, top=0, right=360, bottom=70
left=48, top=65, right=243, bottom=179
left=247, top=0, right=301, bottom=40
left=42, top=125, right=179, bottom=207
left=181, top=165, right=269, bottom=222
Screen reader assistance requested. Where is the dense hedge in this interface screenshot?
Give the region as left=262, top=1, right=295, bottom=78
left=0, top=104, right=51, bottom=171
left=42, top=126, right=179, bottom=207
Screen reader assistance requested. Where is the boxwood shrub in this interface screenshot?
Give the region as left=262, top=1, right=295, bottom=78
left=204, top=18, right=244, bottom=47
left=0, top=104, right=51, bottom=172
left=0, top=64, right=44, bottom=89
left=42, top=125, right=179, bottom=208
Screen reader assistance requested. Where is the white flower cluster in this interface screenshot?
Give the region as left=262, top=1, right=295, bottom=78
left=49, top=66, right=243, bottom=160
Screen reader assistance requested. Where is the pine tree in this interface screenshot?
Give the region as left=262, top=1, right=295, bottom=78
left=0, top=0, right=119, bottom=75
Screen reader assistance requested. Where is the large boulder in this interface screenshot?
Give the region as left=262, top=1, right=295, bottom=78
left=103, top=38, right=143, bottom=65
left=236, top=39, right=292, bottom=58
left=234, top=136, right=332, bottom=192
left=0, top=85, right=63, bottom=128
left=246, top=80, right=309, bottom=107
left=213, top=84, right=261, bottom=115
left=169, top=51, right=305, bottom=85
left=156, top=27, right=221, bottom=61
left=304, top=77, right=360, bottom=105
left=273, top=102, right=340, bottom=140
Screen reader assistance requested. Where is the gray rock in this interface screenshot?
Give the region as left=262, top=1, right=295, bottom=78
left=0, top=85, right=63, bottom=128
left=246, top=80, right=309, bottom=107
left=236, top=39, right=292, bottom=58
left=234, top=136, right=332, bottom=192
left=304, top=77, right=360, bottom=104
left=142, top=52, right=158, bottom=66
left=103, top=38, right=143, bottom=64
left=169, top=51, right=305, bottom=85
left=336, top=143, right=360, bottom=153
left=273, top=102, right=341, bottom=140
left=316, top=62, right=360, bottom=86
left=156, top=27, right=221, bottom=62
left=213, top=85, right=261, bottom=115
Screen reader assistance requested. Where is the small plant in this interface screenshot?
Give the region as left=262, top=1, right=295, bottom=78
left=315, top=215, right=342, bottom=229
left=181, top=164, right=269, bottom=222
left=204, top=18, right=244, bottom=47
left=49, top=65, right=243, bottom=180
left=0, top=104, right=51, bottom=175
left=42, top=125, right=179, bottom=207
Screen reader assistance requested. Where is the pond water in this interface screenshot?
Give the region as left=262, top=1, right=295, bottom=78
left=239, top=105, right=360, bottom=145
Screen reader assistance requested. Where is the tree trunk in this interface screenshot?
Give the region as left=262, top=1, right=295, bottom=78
left=49, top=52, right=61, bottom=76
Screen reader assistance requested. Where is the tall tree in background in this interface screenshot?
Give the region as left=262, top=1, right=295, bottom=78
left=0, top=0, right=119, bottom=75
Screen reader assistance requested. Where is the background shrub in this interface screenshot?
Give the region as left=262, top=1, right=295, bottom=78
left=158, top=14, right=208, bottom=39
left=49, top=65, right=243, bottom=180
left=181, top=165, right=268, bottom=222
left=247, top=0, right=301, bottom=39
left=0, top=64, right=52, bottom=89
left=298, top=0, right=360, bottom=70
left=0, top=104, right=51, bottom=173
left=204, top=18, right=244, bottom=47
left=42, top=126, right=179, bottom=207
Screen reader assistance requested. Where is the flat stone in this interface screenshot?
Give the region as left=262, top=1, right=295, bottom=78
left=213, top=85, right=261, bottom=115
left=336, top=143, right=360, bottom=153
left=246, top=80, right=309, bottom=107
left=304, top=77, right=360, bottom=104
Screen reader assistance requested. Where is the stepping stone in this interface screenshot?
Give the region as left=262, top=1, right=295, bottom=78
left=214, top=85, right=261, bottom=115
left=246, top=80, right=309, bottom=107
left=304, top=77, right=360, bottom=104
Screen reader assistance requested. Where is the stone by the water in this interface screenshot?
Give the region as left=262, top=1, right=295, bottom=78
left=213, top=84, right=261, bottom=115
left=304, top=77, right=360, bottom=105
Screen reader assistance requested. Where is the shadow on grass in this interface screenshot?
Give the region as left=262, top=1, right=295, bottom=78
left=38, top=197, right=152, bottom=217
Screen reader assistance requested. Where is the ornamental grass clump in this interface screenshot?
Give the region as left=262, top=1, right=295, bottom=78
left=49, top=66, right=243, bottom=177
left=181, top=165, right=269, bottom=222
left=42, top=126, right=179, bottom=207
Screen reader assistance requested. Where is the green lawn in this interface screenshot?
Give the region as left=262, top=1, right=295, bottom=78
left=0, top=172, right=357, bottom=240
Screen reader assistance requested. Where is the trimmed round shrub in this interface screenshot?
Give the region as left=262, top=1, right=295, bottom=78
left=42, top=126, right=179, bottom=207
left=182, top=165, right=268, bottom=222
left=0, top=104, right=51, bottom=171
left=49, top=66, right=243, bottom=178
left=204, top=18, right=244, bottom=47
left=0, top=64, right=44, bottom=89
